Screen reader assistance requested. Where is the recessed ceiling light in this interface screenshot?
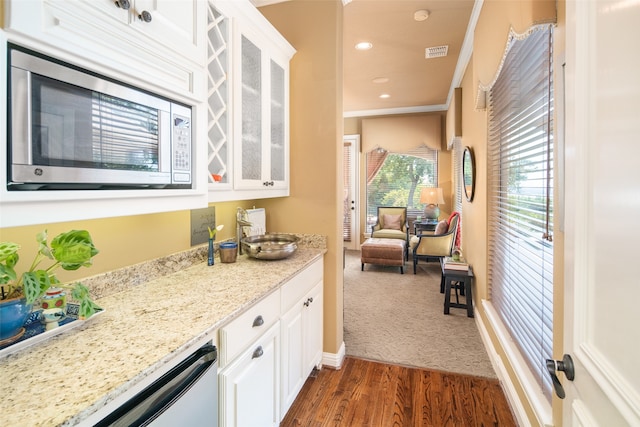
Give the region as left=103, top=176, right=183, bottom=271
left=379, top=94, right=390, bottom=99
left=355, top=42, right=373, bottom=51
left=414, top=9, right=430, bottom=22
left=372, top=77, right=389, bottom=84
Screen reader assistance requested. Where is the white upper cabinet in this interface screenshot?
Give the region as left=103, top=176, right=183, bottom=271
left=4, top=0, right=206, bottom=101
left=234, top=32, right=289, bottom=191
left=206, top=0, right=295, bottom=201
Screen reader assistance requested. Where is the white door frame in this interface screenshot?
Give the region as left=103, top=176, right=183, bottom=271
left=343, top=135, right=360, bottom=250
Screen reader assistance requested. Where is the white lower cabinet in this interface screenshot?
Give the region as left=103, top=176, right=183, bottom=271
left=218, top=258, right=324, bottom=425
left=219, top=322, right=280, bottom=427
left=280, top=260, right=324, bottom=416
left=280, top=279, right=323, bottom=416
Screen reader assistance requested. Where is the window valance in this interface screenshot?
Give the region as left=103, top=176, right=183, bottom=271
left=362, top=114, right=442, bottom=153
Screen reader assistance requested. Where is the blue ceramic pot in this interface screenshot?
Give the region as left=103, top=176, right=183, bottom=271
left=0, top=297, right=33, bottom=341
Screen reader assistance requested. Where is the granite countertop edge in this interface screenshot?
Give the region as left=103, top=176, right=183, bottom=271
left=0, top=234, right=327, bottom=427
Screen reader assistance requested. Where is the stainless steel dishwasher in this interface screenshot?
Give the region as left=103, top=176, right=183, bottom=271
left=94, top=343, right=218, bottom=427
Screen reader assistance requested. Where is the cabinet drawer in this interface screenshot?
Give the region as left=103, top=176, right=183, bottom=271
left=280, top=260, right=323, bottom=312
left=219, top=290, right=280, bottom=366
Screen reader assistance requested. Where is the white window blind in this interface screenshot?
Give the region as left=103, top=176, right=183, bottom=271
left=343, top=141, right=353, bottom=241
left=487, top=25, right=554, bottom=401
left=452, top=138, right=463, bottom=213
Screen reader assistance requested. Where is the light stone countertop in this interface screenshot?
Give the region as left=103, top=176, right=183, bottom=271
left=0, top=237, right=326, bottom=427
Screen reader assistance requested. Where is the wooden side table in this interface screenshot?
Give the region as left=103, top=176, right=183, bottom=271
left=440, top=260, right=474, bottom=318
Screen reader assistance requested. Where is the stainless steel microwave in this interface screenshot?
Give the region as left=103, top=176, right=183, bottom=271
left=7, top=44, right=193, bottom=190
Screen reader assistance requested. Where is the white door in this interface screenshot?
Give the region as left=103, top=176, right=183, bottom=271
left=563, top=1, right=640, bottom=425
left=343, top=135, right=360, bottom=250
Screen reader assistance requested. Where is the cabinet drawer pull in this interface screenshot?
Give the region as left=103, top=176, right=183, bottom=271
left=252, top=346, right=264, bottom=359
left=114, top=0, right=130, bottom=10
left=252, top=315, right=264, bottom=327
left=138, top=10, right=152, bottom=22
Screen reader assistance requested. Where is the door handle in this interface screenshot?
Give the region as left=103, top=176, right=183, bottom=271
left=545, top=354, right=575, bottom=399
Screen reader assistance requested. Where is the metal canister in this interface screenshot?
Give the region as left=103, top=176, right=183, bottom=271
left=219, top=242, right=238, bottom=263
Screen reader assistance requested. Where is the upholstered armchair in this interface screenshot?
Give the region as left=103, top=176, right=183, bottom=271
left=411, top=214, right=460, bottom=274
left=371, top=206, right=409, bottom=260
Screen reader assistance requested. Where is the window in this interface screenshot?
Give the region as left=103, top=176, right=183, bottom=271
left=451, top=138, right=463, bottom=213
left=365, top=146, right=438, bottom=230
left=487, top=24, right=554, bottom=405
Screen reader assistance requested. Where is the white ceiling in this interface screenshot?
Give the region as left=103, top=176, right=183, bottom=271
left=255, top=0, right=478, bottom=117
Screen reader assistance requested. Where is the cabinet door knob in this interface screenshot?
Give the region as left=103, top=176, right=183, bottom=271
left=114, top=0, right=130, bottom=9
left=252, top=346, right=264, bottom=359
left=138, top=10, right=152, bottom=22
left=252, top=315, right=264, bottom=327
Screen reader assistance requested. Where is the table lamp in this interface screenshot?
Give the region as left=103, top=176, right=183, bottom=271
left=420, top=187, right=444, bottom=220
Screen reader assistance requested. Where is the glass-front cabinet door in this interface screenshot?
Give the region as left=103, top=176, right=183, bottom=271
left=234, top=30, right=290, bottom=191
left=239, top=35, right=263, bottom=183
left=270, top=59, right=286, bottom=184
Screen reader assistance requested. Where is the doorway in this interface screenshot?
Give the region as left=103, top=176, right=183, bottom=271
left=343, top=135, right=360, bottom=250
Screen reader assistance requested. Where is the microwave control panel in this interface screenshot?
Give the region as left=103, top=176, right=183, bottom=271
left=172, top=114, right=192, bottom=183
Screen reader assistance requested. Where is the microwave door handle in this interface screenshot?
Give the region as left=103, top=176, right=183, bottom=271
left=10, top=67, right=33, bottom=165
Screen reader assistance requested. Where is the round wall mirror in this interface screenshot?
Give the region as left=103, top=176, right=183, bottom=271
left=462, top=147, right=475, bottom=202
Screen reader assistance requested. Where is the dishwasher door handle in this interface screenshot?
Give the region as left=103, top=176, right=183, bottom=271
left=95, top=344, right=218, bottom=427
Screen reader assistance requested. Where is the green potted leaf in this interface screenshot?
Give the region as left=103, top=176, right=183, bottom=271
left=0, top=230, right=101, bottom=341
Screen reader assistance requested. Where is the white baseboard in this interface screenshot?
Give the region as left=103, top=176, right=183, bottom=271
left=322, top=341, right=346, bottom=369
left=475, top=303, right=531, bottom=427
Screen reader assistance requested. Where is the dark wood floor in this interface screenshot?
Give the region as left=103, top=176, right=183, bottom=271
left=280, top=356, right=517, bottom=427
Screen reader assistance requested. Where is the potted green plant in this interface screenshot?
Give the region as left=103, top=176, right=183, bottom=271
left=0, top=229, right=101, bottom=341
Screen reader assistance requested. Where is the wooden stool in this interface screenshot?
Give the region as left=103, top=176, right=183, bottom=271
left=360, top=238, right=406, bottom=274
left=440, top=261, right=474, bottom=317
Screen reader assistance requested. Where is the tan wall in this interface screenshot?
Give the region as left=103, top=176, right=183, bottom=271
left=258, top=0, right=344, bottom=354
left=344, top=117, right=359, bottom=135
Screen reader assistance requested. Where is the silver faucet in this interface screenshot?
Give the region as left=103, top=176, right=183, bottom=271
left=236, top=207, right=253, bottom=255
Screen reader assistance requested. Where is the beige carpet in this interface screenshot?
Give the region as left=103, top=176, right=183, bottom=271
left=343, top=249, right=497, bottom=378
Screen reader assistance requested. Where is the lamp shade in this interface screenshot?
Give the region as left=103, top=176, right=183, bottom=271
left=419, top=188, right=444, bottom=205
left=420, top=188, right=444, bottom=220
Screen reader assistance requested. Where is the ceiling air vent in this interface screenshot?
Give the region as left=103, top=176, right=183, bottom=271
left=425, top=45, right=449, bottom=59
